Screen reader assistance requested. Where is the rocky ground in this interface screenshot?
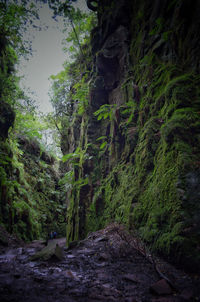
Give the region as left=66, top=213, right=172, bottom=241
left=0, top=224, right=200, bottom=302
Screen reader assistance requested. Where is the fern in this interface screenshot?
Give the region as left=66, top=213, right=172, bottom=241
left=94, top=104, right=117, bottom=121
left=100, top=141, right=108, bottom=150
left=96, top=135, right=107, bottom=141
left=62, top=152, right=80, bottom=163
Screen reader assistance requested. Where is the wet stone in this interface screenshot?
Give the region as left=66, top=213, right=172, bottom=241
left=150, top=279, right=172, bottom=295
left=0, top=226, right=199, bottom=302
left=123, top=274, right=140, bottom=283
left=97, top=252, right=110, bottom=261
left=94, top=236, right=108, bottom=243
left=66, top=254, right=76, bottom=259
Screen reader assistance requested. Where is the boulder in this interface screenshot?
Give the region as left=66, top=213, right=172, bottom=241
left=150, top=279, right=172, bottom=295
left=30, top=240, right=64, bottom=261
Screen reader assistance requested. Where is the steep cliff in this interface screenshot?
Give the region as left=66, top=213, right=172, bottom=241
left=61, top=0, right=200, bottom=270
left=0, top=132, right=66, bottom=242
left=0, top=102, right=66, bottom=242
left=0, top=4, right=67, bottom=243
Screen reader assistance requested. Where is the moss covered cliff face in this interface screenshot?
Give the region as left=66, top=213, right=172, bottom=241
left=60, top=0, right=200, bottom=270
left=0, top=132, right=66, bottom=241
left=0, top=101, right=66, bottom=242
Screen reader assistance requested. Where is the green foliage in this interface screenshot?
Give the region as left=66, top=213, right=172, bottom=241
left=15, top=110, right=45, bottom=140
left=149, top=17, right=164, bottom=36
left=49, top=68, right=71, bottom=116
left=0, top=1, right=39, bottom=56
left=161, top=107, right=200, bottom=143
left=99, top=141, right=107, bottom=150
left=95, top=136, right=108, bottom=151
left=62, top=144, right=92, bottom=165
left=0, top=132, right=66, bottom=241
left=47, top=0, right=77, bottom=17
left=63, top=9, right=97, bottom=59
left=94, top=104, right=117, bottom=121
left=162, top=30, right=172, bottom=41
left=59, top=170, right=74, bottom=187
left=127, top=38, right=200, bottom=260
left=120, top=100, right=136, bottom=125
left=86, top=163, right=135, bottom=234
left=49, top=9, right=97, bottom=150
left=96, top=135, right=107, bottom=141
left=62, top=152, right=80, bottom=163
left=72, top=74, right=89, bottom=115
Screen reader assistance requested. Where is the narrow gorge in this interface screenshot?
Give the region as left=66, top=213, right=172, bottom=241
left=0, top=0, right=200, bottom=301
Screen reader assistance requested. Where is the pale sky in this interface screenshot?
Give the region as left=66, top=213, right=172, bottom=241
left=19, top=0, right=88, bottom=113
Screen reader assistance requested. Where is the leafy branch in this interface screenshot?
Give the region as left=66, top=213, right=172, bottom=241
left=72, top=74, right=89, bottom=115
left=94, top=104, right=117, bottom=121
left=120, top=100, right=136, bottom=125
left=96, top=135, right=108, bottom=150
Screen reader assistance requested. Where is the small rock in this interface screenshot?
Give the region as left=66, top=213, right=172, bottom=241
left=94, top=236, right=108, bottom=243
left=66, top=254, right=75, bottom=259
left=123, top=274, right=139, bottom=283
left=65, top=270, right=79, bottom=281
left=16, top=248, right=23, bottom=255
left=94, top=261, right=107, bottom=267
left=150, top=279, right=172, bottom=295
left=100, top=283, right=121, bottom=297
left=98, top=252, right=109, bottom=261
left=76, top=248, right=94, bottom=256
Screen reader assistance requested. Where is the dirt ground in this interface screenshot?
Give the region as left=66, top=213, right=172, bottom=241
left=0, top=224, right=200, bottom=302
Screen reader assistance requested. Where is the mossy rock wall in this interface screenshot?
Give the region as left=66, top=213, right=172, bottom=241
left=61, top=0, right=200, bottom=269
left=0, top=26, right=66, bottom=242
left=0, top=134, right=66, bottom=241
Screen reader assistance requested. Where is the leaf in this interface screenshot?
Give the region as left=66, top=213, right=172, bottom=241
left=127, top=112, right=134, bottom=124
left=100, top=141, right=107, bottom=150
left=59, top=170, right=74, bottom=185
left=62, top=153, right=79, bottom=163
left=96, top=136, right=107, bottom=141
left=94, top=104, right=117, bottom=121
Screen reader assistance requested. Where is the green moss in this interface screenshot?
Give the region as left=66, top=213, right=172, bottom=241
left=84, top=46, right=200, bottom=266
left=134, top=141, right=181, bottom=243
left=63, top=0, right=200, bottom=269
left=85, top=163, right=137, bottom=234
left=0, top=135, right=65, bottom=242
left=66, top=190, right=80, bottom=246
